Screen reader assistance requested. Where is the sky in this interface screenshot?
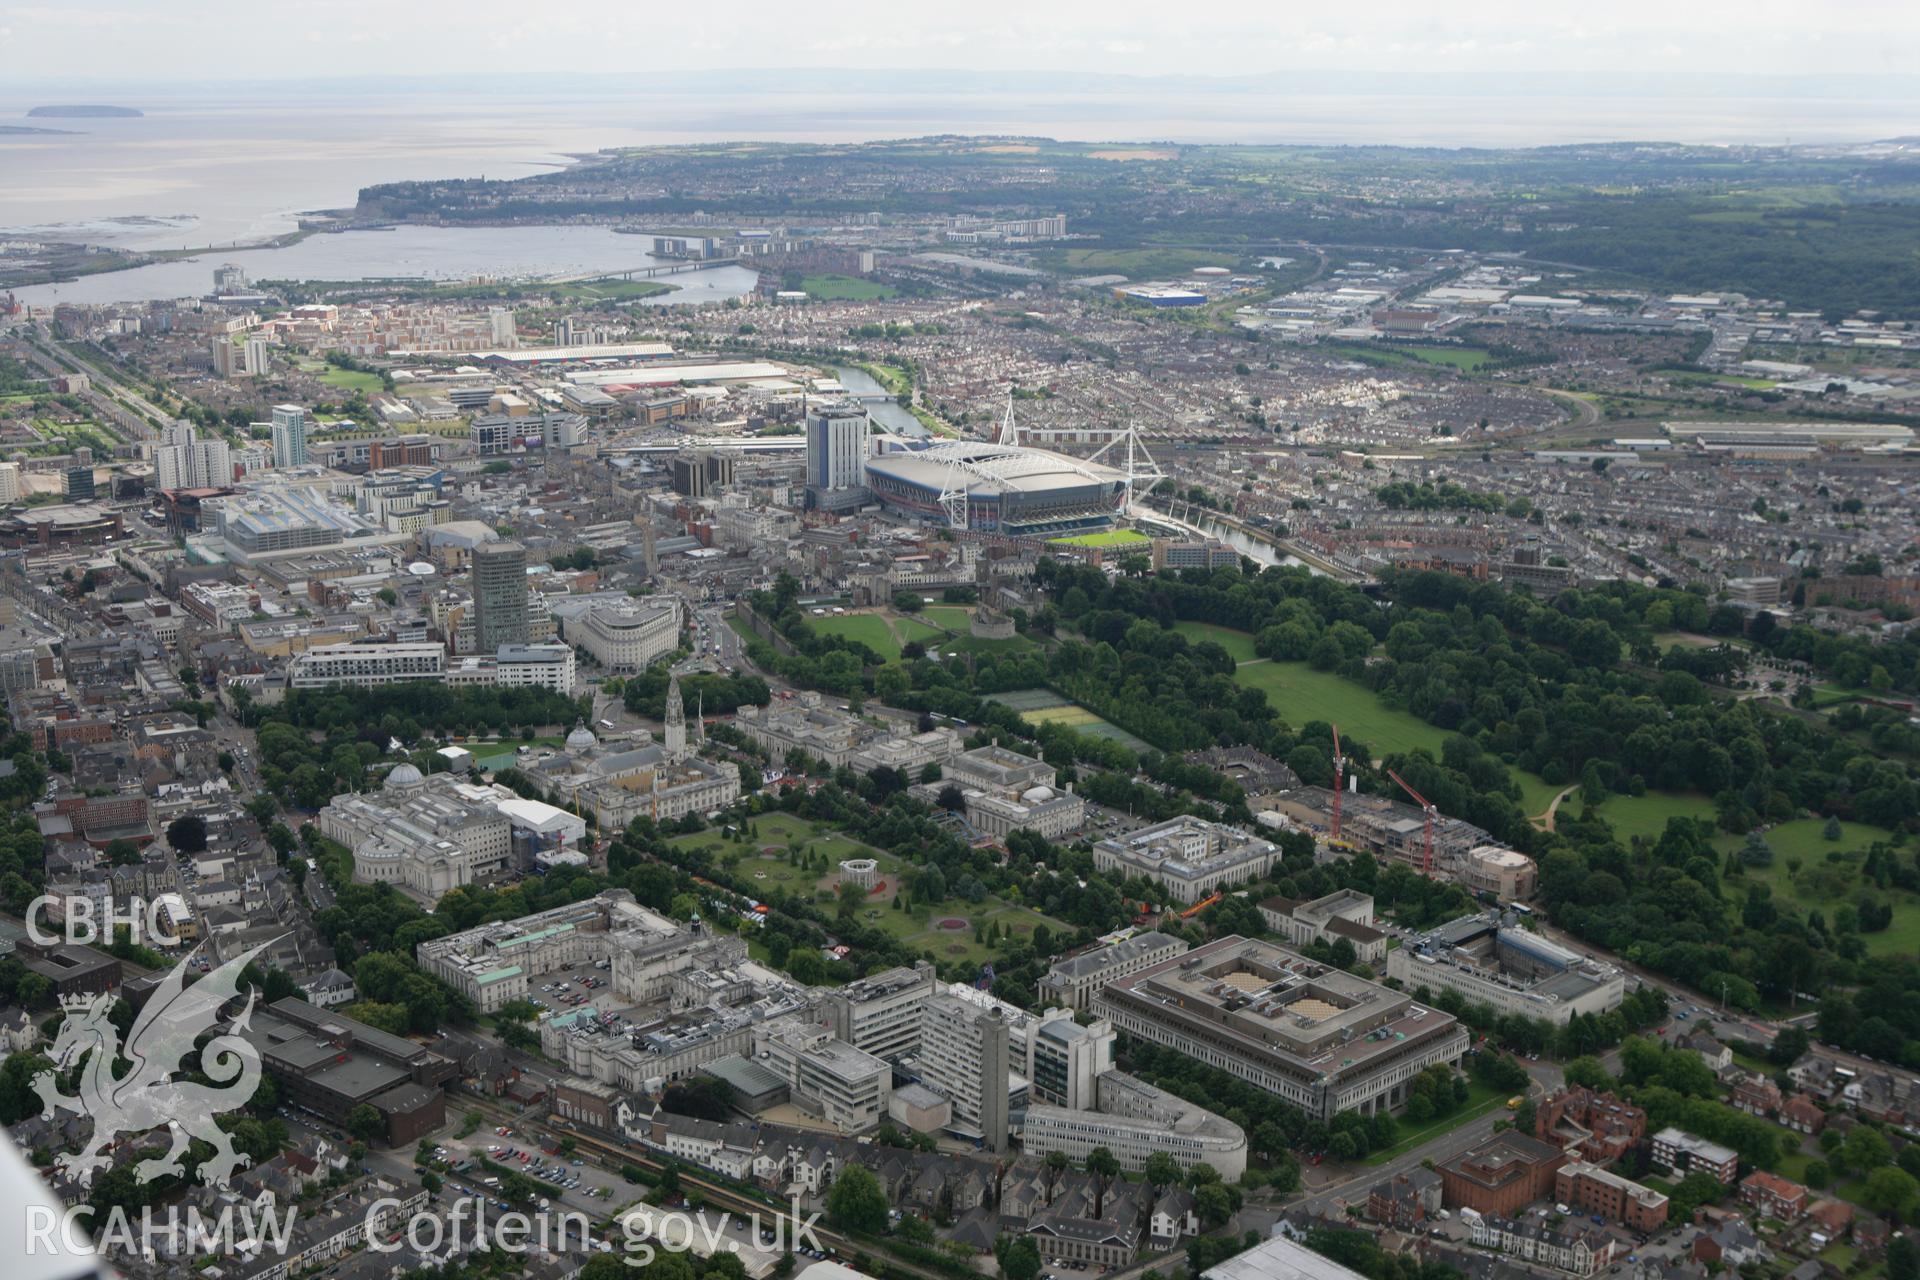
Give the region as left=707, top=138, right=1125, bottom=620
left=2, top=0, right=1918, bottom=84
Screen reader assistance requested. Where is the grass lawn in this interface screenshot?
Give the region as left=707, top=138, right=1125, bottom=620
left=986, top=690, right=1153, bottom=752
left=903, top=605, right=1038, bottom=656
left=315, top=365, right=385, bottom=395
left=1654, top=367, right=1779, bottom=390
left=1655, top=630, right=1750, bottom=652
left=1819, top=1242, right=1858, bottom=1270
left=853, top=362, right=910, bottom=395
left=1062, top=247, right=1237, bottom=279
left=1716, top=817, right=1916, bottom=955
left=547, top=279, right=675, bottom=302
left=1172, top=621, right=1260, bottom=663
left=920, top=605, right=977, bottom=631
left=1183, top=628, right=1561, bottom=814
left=808, top=612, right=903, bottom=659
left=1016, top=703, right=1153, bottom=751
left=1231, top=659, right=1455, bottom=758
left=1325, top=343, right=1491, bottom=372
left=1567, top=791, right=1718, bottom=844
left=1393, top=345, right=1493, bottom=371
left=670, top=814, right=907, bottom=903
left=802, top=275, right=897, bottom=300
left=867, top=899, right=1069, bottom=971
left=1362, top=1083, right=1508, bottom=1166
left=893, top=615, right=949, bottom=649
left=1514, top=774, right=1566, bottom=820
left=1810, top=682, right=1879, bottom=708
left=1774, top=1149, right=1821, bottom=1184
left=1051, top=530, right=1152, bottom=549
left=940, top=631, right=1040, bottom=657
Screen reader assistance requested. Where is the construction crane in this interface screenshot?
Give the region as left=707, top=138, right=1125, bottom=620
left=1179, top=890, right=1223, bottom=919
left=1330, top=724, right=1346, bottom=844
left=1387, top=768, right=1439, bottom=879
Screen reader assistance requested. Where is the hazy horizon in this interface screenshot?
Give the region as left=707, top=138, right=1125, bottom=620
left=3, top=0, right=1917, bottom=85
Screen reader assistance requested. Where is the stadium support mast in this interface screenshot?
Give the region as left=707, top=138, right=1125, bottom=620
left=999, top=386, right=1163, bottom=516
left=1086, top=420, right=1165, bottom=515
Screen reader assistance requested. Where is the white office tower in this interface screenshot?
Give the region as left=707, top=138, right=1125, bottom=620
left=488, top=308, right=517, bottom=347
left=155, top=438, right=191, bottom=491
left=917, top=991, right=1010, bottom=1151
left=270, top=405, right=309, bottom=468
left=806, top=402, right=869, bottom=491
left=153, top=423, right=233, bottom=490
left=0, top=462, right=19, bottom=504
left=244, top=337, right=271, bottom=376
left=194, top=438, right=232, bottom=487
left=156, top=421, right=197, bottom=490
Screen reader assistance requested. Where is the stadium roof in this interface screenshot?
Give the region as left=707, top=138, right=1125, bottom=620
left=865, top=441, right=1125, bottom=497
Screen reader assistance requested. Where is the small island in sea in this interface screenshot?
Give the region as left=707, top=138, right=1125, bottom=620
left=26, top=104, right=143, bottom=118
left=0, top=125, right=79, bottom=135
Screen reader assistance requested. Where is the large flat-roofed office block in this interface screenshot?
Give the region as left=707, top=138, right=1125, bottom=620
left=1022, top=1069, right=1248, bottom=1181
left=821, top=961, right=938, bottom=1060
left=241, top=998, right=455, bottom=1147
left=1387, top=912, right=1624, bottom=1026
left=1039, top=931, right=1189, bottom=1010
left=1092, top=817, right=1282, bottom=905
left=1094, top=936, right=1468, bottom=1122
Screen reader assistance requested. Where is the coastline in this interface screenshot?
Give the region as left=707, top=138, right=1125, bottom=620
left=4, top=221, right=326, bottom=289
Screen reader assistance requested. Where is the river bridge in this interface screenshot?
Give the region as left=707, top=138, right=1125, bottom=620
left=544, top=257, right=747, bottom=285
left=1141, top=498, right=1370, bottom=582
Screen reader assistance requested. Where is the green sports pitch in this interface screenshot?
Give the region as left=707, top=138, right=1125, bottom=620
left=1048, top=530, right=1151, bottom=549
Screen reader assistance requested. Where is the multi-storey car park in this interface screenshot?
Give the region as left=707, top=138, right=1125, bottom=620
left=1094, top=936, right=1468, bottom=1122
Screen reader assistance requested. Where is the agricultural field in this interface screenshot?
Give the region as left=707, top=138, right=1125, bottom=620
left=987, top=689, right=1153, bottom=753
left=801, top=275, right=897, bottom=300
left=1715, top=817, right=1918, bottom=955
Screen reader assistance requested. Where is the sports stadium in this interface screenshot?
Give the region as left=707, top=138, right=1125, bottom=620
left=863, top=441, right=1128, bottom=536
